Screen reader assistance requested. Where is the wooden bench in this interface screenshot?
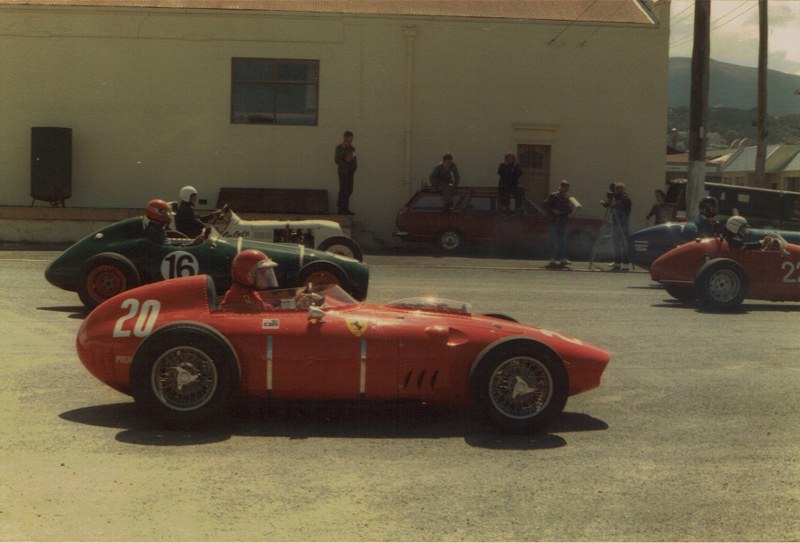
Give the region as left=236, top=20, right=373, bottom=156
left=216, top=188, right=329, bottom=214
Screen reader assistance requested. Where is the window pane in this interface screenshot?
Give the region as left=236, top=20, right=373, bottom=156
left=233, top=59, right=274, bottom=81
left=231, top=83, right=274, bottom=124
left=277, top=61, right=318, bottom=82
left=231, top=58, right=319, bottom=125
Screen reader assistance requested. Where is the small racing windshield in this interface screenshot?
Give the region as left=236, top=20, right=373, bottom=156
left=388, top=297, right=472, bottom=315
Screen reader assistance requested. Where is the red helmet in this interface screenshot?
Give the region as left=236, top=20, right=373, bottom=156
left=231, top=249, right=278, bottom=289
left=146, top=199, right=172, bottom=224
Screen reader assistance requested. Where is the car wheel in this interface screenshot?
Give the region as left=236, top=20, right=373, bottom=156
left=567, top=231, right=595, bottom=260
left=130, top=324, right=238, bottom=427
left=695, top=258, right=748, bottom=311
left=294, top=261, right=352, bottom=293
left=317, top=236, right=364, bottom=262
left=469, top=342, right=568, bottom=433
left=665, top=284, right=696, bottom=303
left=78, top=253, right=140, bottom=310
left=435, top=229, right=464, bottom=253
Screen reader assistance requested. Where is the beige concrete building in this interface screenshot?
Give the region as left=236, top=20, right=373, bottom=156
left=0, top=0, right=670, bottom=246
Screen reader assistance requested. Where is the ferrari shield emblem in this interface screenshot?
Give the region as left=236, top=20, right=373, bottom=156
left=346, top=318, right=368, bottom=337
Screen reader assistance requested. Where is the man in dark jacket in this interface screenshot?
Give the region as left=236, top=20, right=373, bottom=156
left=497, top=152, right=523, bottom=213
left=543, top=180, right=572, bottom=268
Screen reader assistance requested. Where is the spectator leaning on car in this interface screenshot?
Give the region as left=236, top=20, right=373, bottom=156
left=429, top=153, right=461, bottom=210
left=645, top=189, right=673, bottom=225
left=175, top=186, right=221, bottom=238
left=334, top=131, right=357, bottom=215
left=497, top=152, right=524, bottom=214
left=543, top=180, right=573, bottom=269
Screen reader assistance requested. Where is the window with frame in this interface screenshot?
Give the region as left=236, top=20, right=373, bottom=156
left=231, top=58, right=319, bottom=125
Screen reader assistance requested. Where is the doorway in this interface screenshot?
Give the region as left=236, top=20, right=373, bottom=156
left=517, top=144, right=551, bottom=205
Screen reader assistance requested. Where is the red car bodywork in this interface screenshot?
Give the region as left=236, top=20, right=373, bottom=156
left=650, top=236, right=800, bottom=307
left=77, top=275, right=610, bottom=431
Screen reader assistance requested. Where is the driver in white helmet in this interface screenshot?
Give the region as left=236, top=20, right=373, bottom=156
left=174, top=185, right=221, bottom=238
left=723, top=215, right=779, bottom=250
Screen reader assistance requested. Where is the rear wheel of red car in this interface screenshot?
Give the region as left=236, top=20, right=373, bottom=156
left=294, top=261, right=351, bottom=293
left=78, top=253, right=140, bottom=310
left=435, top=229, right=464, bottom=254
left=317, top=236, right=364, bottom=262
left=130, top=324, right=238, bottom=427
left=695, top=258, right=748, bottom=311
left=469, top=342, right=568, bottom=433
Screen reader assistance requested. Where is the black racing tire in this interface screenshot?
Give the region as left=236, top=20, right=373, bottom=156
left=294, top=261, right=352, bottom=293
left=130, top=324, right=239, bottom=427
left=317, top=236, right=364, bottom=262
left=695, top=258, right=748, bottom=311
left=435, top=229, right=465, bottom=254
left=469, top=341, right=568, bottom=433
left=78, top=253, right=141, bottom=310
left=665, top=284, right=696, bottom=303
left=567, top=231, right=595, bottom=260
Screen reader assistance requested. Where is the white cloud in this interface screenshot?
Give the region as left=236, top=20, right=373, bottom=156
left=669, top=0, right=800, bottom=75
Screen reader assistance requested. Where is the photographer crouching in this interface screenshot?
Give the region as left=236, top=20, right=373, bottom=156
left=600, top=182, right=632, bottom=271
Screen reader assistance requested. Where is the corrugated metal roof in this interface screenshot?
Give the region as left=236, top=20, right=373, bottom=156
left=0, top=0, right=660, bottom=25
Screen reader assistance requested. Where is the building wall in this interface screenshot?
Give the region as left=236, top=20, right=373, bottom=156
left=0, top=3, right=669, bottom=245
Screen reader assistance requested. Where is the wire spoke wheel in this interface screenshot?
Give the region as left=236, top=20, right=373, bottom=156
left=151, top=346, right=218, bottom=412
left=488, top=356, right=553, bottom=420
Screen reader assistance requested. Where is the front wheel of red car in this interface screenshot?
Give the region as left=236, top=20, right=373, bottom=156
left=695, top=258, right=748, bottom=311
left=469, top=342, right=568, bottom=433
left=78, top=253, right=140, bottom=310
left=435, top=229, right=464, bottom=254
left=130, top=325, right=239, bottom=428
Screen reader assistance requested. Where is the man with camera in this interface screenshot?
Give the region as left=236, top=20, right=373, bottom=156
left=601, top=182, right=632, bottom=271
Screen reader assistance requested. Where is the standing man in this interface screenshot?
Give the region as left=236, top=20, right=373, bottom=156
left=497, top=152, right=523, bottom=213
left=429, top=153, right=460, bottom=210
left=334, top=131, right=357, bottom=215
left=543, top=180, right=573, bottom=268
left=604, top=181, right=632, bottom=271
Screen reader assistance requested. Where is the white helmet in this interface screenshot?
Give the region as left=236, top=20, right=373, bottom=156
left=179, top=185, right=198, bottom=203
left=725, top=215, right=749, bottom=235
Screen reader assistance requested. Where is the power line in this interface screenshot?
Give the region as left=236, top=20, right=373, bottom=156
left=669, top=0, right=758, bottom=52
left=546, top=0, right=599, bottom=45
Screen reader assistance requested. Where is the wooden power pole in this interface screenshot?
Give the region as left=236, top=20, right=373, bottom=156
left=687, top=0, right=710, bottom=222
left=755, top=0, right=768, bottom=187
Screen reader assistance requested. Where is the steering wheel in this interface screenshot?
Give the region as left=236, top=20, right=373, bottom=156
left=209, top=204, right=230, bottom=227
left=295, top=285, right=325, bottom=309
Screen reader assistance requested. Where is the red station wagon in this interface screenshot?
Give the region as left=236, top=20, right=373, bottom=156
left=395, top=186, right=604, bottom=258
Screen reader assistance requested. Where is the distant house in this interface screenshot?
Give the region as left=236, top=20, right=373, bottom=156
left=720, top=145, right=800, bottom=191
left=0, top=0, right=669, bottom=245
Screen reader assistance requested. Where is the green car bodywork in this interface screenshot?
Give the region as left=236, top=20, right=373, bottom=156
left=45, top=216, right=369, bottom=309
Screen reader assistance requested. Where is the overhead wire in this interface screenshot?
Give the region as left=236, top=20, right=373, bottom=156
left=669, top=0, right=758, bottom=52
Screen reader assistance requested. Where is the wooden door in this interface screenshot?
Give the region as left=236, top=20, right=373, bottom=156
left=517, top=144, right=551, bottom=206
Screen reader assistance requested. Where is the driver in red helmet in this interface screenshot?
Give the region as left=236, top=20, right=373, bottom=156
left=144, top=199, right=175, bottom=245
left=144, top=198, right=207, bottom=245
left=220, top=249, right=279, bottom=311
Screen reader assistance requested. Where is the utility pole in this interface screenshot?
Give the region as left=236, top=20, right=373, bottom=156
left=687, top=0, right=710, bottom=222
left=755, top=0, right=768, bottom=187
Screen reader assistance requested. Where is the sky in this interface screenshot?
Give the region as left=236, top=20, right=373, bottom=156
left=669, top=0, right=800, bottom=75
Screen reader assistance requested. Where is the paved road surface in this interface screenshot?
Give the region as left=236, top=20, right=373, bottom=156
left=1, top=251, right=797, bottom=541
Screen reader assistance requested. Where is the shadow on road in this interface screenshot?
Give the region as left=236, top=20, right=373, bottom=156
left=60, top=400, right=608, bottom=450
left=37, top=305, right=88, bottom=319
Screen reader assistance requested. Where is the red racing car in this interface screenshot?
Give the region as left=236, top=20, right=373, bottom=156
left=76, top=275, right=610, bottom=433
left=649, top=234, right=800, bottom=310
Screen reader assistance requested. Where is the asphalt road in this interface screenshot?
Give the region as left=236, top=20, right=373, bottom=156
left=1, top=250, right=798, bottom=541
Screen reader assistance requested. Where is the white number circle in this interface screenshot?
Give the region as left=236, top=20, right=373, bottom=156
left=161, top=251, right=199, bottom=279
